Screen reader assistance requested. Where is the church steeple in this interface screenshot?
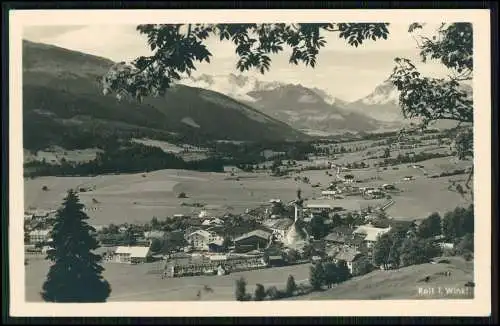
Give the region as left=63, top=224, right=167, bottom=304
left=294, top=188, right=303, bottom=222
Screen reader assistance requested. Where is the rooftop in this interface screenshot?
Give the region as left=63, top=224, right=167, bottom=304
left=29, top=229, right=51, bottom=236
left=334, top=248, right=362, bottom=262
left=353, top=224, right=392, bottom=242
left=115, top=246, right=151, bottom=258
left=144, top=231, right=166, bottom=239
left=262, top=218, right=294, bottom=231
left=234, top=229, right=272, bottom=243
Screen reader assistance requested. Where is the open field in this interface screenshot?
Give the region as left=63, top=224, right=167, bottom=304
left=24, top=153, right=472, bottom=225
left=25, top=255, right=473, bottom=302
left=24, top=169, right=315, bottom=225
left=288, top=257, right=474, bottom=300
left=24, top=147, right=103, bottom=165
left=297, top=157, right=472, bottom=219
left=25, top=256, right=311, bottom=302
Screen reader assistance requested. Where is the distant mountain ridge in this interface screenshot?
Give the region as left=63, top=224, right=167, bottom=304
left=22, top=40, right=307, bottom=151
left=344, top=80, right=473, bottom=125
left=181, top=73, right=383, bottom=135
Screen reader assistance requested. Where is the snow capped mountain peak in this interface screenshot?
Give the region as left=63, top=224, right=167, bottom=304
left=178, top=73, right=345, bottom=105
left=360, top=80, right=400, bottom=105
left=179, top=73, right=288, bottom=102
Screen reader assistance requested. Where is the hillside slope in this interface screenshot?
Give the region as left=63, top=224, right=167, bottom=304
left=289, top=257, right=474, bottom=300
left=23, top=40, right=307, bottom=151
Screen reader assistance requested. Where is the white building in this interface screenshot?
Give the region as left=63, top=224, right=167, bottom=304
left=262, top=218, right=294, bottom=242
left=186, top=230, right=224, bottom=251
left=113, top=246, right=152, bottom=264
left=353, top=224, right=392, bottom=248
left=28, top=229, right=51, bottom=244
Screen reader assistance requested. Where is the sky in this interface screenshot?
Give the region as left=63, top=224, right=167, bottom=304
left=23, top=23, right=449, bottom=102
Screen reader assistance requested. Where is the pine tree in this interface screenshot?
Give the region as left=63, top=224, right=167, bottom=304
left=324, top=263, right=338, bottom=288
left=286, top=275, right=297, bottom=296
left=254, top=283, right=266, bottom=301
left=235, top=277, right=248, bottom=301
left=41, top=190, right=111, bottom=302
left=335, top=261, right=351, bottom=282
left=309, top=263, right=325, bottom=291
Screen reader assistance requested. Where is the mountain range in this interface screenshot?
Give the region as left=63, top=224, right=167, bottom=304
left=182, top=73, right=473, bottom=134
left=22, top=40, right=307, bottom=152
left=22, top=40, right=469, bottom=153
left=181, top=74, right=402, bottom=135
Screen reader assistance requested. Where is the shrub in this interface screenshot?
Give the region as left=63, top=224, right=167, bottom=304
left=265, top=286, right=284, bottom=300
left=42, top=185, right=49, bottom=191
left=177, top=192, right=188, bottom=199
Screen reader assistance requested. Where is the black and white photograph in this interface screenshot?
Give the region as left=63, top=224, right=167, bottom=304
left=8, top=9, right=492, bottom=317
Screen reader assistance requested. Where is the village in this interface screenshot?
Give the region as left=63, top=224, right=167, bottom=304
left=24, top=159, right=458, bottom=284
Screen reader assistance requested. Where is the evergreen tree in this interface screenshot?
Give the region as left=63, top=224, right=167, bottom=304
left=254, top=283, right=266, bottom=301
left=286, top=275, right=297, bottom=296
left=324, top=263, right=338, bottom=288
left=235, top=277, right=248, bottom=301
left=150, top=216, right=160, bottom=230
left=41, top=190, right=111, bottom=302
left=335, top=260, right=351, bottom=282
left=372, top=233, right=392, bottom=269
left=309, top=262, right=325, bottom=291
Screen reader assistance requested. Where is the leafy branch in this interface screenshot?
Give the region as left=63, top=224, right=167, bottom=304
left=100, top=23, right=390, bottom=102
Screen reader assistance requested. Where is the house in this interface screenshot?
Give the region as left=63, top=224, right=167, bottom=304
left=223, top=165, right=242, bottom=173
left=144, top=230, right=166, bottom=240
left=208, top=239, right=225, bottom=253
left=321, top=190, right=339, bottom=199
left=267, top=255, right=285, bottom=267
left=343, top=174, right=356, bottom=183
left=324, top=227, right=355, bottom=246
left=234, top=230, right=272, bottom=252
left=306, top=199, right=362, bottom=213
left=28, top=229, right=51, bottom=244
left=353, top=224, right=392, bottom=248
left=202, top=218, right=224, bottom=226
left=332, top=247, right=365, bottom=275
left=186, top=230, right=224, bottom=251
left=438, top=242, right=455, bottom=250
left=113, top=246, right=152, bottom=264
left=382, top=184, right=396, bottom=191
left=262, top=218, right=294, bottom=242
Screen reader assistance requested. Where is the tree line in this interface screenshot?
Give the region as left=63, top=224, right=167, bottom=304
left=373, top=204, right=474, bottom=270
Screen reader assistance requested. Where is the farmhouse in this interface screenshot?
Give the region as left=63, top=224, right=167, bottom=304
left=321, top=190, right=339, bottom=199
left=186, top=230, right=224, bottom=251
left=28, top=229, right=51, bottom=244
left=324, top=227, right=355, bottom=246
left=332, top=248, right=365, bottom=275
left=143, top=231, right=166, bottom=240
left=262, top=218, right=294, bottom=242
left=223, top=165, right=242, bottom=173
left=113, top=246, right=152, bottom=264
left=234, top=230, right=272, bottom=252
left=207, top=239, right=225, bottom=253
left=342, top=174, right=356, bottom=184
left=306, top=199, right=362, bottom=213
left=353, top=223, right=392, bottom=248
